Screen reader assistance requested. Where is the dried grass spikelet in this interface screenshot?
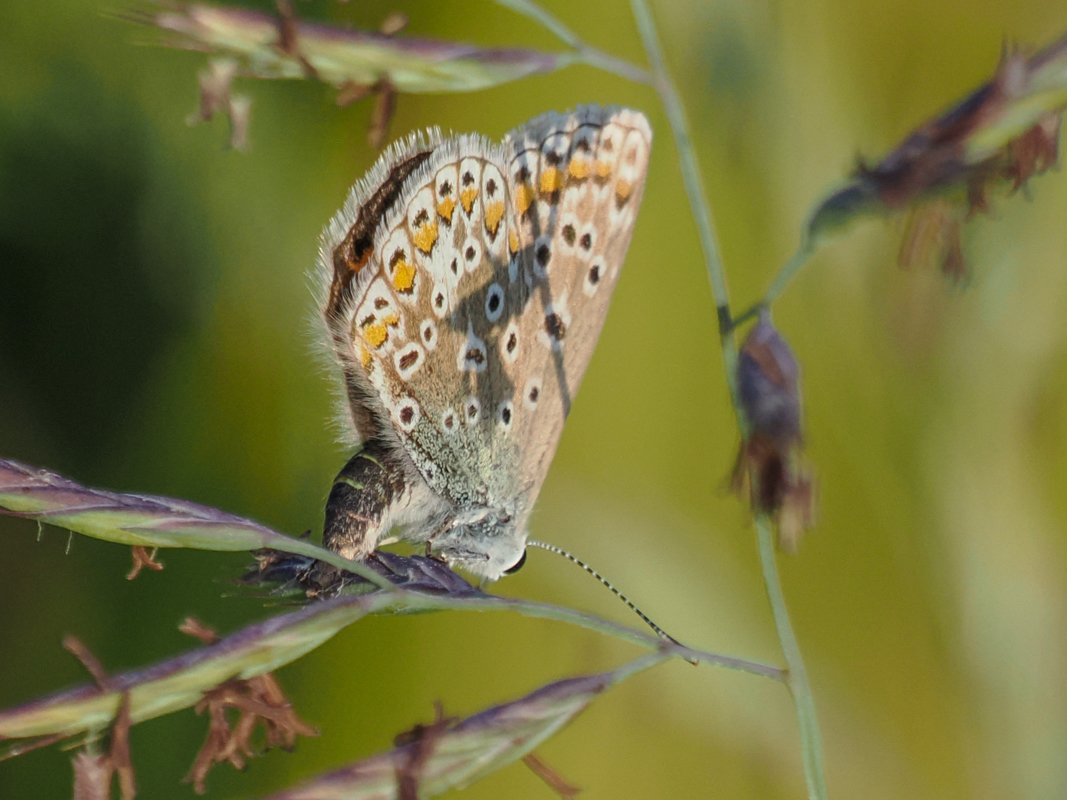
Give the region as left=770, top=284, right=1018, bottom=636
left=393, top=702, right=458, bottom=800
left=809, top=33, right=1067, bottom=281
left=522, top=752, right=582, bottom=799
left=187, top=57, right=251, bottom=151
left=62, top=637, right=137, bottom=800
left=897, top=199, right=967, bottom=282
left=72, top=752, right=114, bottom=800
left=126, top=545, right=164, bottom=580
left=179, top=618, right=318, bottom=795
left=732, top=312, right=815, bottom=553
left=255, top=671, right=616, bottom=800
left=69, top=696, right=135, bottom=800
left=142, top=1, right=576, bottom=151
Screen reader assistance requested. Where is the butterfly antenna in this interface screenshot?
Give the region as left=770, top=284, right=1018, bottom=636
left=526, top=540, right=681, bottom=646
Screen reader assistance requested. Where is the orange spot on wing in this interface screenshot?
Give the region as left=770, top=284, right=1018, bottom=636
left=346, top=249, right=371, bottom=274
left=594, top=160, right=613, bottom=180
left=363, top=322, right=388, bottom=349
left=515, top=183, right=534, bottom=215
left=615, top=178, right=633, bottom=205
left=383, top=312, right=400, bottom=327
left=412, top=219, right=438, bottom=253
left=391, top=260, right=416, bottom=293
left=359, top=345, right=372, bottom=369
left=460, top=187, right=478, bottom=215
left=437, top=197, right=455, bottom=224
left=568, top=159, right=590, bottom=180
left=484, top=201, right=505, bottom=236
left=540, top=167, right=562, bottom=196
left=508, top=229, right=519, bottom=255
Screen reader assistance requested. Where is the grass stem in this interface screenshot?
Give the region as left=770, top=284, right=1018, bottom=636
left=756, top=516, right=827, bottom=800
left=625, top=2, right=827, bottom=795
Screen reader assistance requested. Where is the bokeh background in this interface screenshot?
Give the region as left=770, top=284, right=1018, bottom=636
left=3, top=1, right=1067, bottom=798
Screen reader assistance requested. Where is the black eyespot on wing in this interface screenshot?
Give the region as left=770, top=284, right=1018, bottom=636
left=562, top=224, right=576, bottom=246
left=544, top=313, right=566, bottom=340
left=465, top=246, right=476, bottom=261
left=536, top=244, right=550, bottom=266
left=506, top=332, right=518, bottom=353
left=400, top=406, right=415, bottom=425
left=588, top=265, right=601, bottom=285
left=579, top=232, right=592, bottom=250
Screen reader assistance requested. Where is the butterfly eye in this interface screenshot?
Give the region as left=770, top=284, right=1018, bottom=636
left=503, top=549, right=527, bottom=575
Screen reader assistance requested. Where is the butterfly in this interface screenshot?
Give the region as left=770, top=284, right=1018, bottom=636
left=315, top=105, right=651, bottom=581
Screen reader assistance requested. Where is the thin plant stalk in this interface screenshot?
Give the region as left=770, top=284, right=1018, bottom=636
left=492, top=0, right=652, bottom=84
left=730, top=237, right=815, bottom=330
left=401, top=592, right=785, bottom=681
left=753, top=237, right=816, bottom=322
left=626, top=1, right=828, bottom=796
left=756, top=516, right=827, bottom=800
left=627, top=1, right=730, bottom=323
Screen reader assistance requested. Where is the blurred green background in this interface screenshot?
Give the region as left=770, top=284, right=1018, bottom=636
left=2, top=1, right=1067, bottom=798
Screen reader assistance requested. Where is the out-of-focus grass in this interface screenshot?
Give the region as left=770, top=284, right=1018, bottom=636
left=1, top=1, right=1067, bottom=799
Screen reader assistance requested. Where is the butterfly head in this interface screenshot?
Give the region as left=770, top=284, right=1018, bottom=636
left=433, top=505, right=527, bottom=582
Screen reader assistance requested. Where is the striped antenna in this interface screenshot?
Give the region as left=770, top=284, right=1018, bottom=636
left=526, top=540, right=679, bottom=645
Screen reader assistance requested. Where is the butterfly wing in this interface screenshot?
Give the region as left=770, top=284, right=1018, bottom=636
left=317, top=130, right=523, bottom=523
left=317, top=106, right=650, bottom=542
left=500, top=107, right=652, bottom=517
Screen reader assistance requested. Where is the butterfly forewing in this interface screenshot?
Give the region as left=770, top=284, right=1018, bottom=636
left=319, top=106, right=650, bottom=538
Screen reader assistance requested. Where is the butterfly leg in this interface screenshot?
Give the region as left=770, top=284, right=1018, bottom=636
left=323, top=438, right=409, bottom=560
